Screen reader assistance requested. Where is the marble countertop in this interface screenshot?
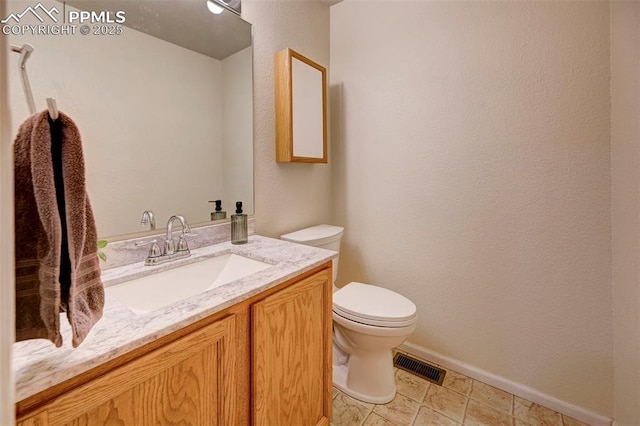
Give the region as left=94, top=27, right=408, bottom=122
left=13, top=235, right=337, bottom=402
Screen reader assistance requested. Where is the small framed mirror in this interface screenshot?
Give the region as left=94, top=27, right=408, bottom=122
left=275, top=48, right=327, bottom=163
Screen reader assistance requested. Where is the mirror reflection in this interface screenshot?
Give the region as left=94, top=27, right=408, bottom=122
left=7, top=0, right=254, bottom=240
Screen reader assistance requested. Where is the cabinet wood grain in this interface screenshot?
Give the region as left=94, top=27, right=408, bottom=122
left=252, top=269, right=332, bottom=426
left=19, top=315, right=236, bottom=426
left=16, top=412, right=48, bottom=426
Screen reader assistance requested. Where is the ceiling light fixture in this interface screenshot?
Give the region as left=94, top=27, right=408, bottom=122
left=207, top=0, right=224, bottom=14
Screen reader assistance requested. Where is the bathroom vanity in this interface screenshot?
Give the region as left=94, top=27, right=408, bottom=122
left=14, top=236, right=335, bottom=426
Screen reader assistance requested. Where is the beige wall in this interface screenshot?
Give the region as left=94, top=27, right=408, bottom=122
left=611, top=2, right=640, bottom=425
left=331, top=1, right=613, bottom=416
left=242, top=0, right=332, bottom=238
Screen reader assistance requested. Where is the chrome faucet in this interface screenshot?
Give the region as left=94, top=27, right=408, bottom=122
left=164, top=215, right=191, bottom=255
left=140, top=214, right=192, bottom=266
left=140, top=210, right=156, bottom=230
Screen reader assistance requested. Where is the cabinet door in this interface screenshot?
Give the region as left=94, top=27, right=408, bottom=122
left=39, top=315, right=237, bottom=426
left=252, top=269, right=332, bottom=426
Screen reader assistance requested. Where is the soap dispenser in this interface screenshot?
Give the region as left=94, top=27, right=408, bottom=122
left=209, top=200, right=227, bottom=221
left=231, top=201, right=248, bottom=244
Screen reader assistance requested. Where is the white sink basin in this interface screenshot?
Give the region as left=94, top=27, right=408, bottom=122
left=105, top=253, right=271, bottom=314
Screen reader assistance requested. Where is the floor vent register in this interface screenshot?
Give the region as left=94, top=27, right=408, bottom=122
left=393, top=352, right=446, bottom=386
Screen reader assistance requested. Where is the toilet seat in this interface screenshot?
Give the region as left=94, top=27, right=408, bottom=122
left=333, top=282, right=417, bottom=328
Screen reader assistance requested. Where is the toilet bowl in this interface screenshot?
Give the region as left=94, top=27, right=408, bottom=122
left=281, top=225, right=418, bottom=404
left=332, top=282, right=417, bottom=403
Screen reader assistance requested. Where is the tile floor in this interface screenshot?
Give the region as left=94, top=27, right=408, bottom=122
left=331, top=352, right=591, bottom=426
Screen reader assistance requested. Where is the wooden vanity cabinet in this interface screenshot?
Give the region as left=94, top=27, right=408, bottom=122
left=16, top=263, right=332, bottom=426
left=17, top=314, right=240, bottom=426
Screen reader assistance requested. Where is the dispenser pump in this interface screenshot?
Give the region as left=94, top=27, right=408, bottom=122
left=235, top=201, right=243, bottom=214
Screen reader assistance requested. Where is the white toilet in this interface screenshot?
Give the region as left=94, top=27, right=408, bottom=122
left=281, top=224, right=417, bottom=404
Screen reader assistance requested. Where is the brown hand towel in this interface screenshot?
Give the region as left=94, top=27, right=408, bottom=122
left=15, top=111, right=104, bottom=348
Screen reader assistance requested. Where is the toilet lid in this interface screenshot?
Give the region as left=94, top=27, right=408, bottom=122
left=333, top=282, right=417, bottom=326
left=281, top=224, right=344, bottom=246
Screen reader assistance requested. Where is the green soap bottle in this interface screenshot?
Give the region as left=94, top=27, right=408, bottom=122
left=231, top=201, right=248, bottom=244
left=209, top=200, right=227, bottom=221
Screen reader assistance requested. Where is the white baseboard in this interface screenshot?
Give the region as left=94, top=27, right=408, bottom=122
left=399, top=341, right=614, bottom=426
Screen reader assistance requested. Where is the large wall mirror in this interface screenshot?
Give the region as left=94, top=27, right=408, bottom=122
left=7, top=0, right=253, bottom=241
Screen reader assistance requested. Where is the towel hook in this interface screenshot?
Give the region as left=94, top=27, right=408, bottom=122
left=10, top=43, right=36, bottom=115
left=46, top=98, right=59, bottom=120
left=10, top=43, right=59, bottom=120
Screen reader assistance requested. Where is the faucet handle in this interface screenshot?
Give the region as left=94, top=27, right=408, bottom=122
left=177, top=233, right=190, bottom=253
left=135, top=239, right=161, bottom=258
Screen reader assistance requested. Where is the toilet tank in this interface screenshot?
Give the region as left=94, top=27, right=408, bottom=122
left=281, top=224, right=344, bottom=284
